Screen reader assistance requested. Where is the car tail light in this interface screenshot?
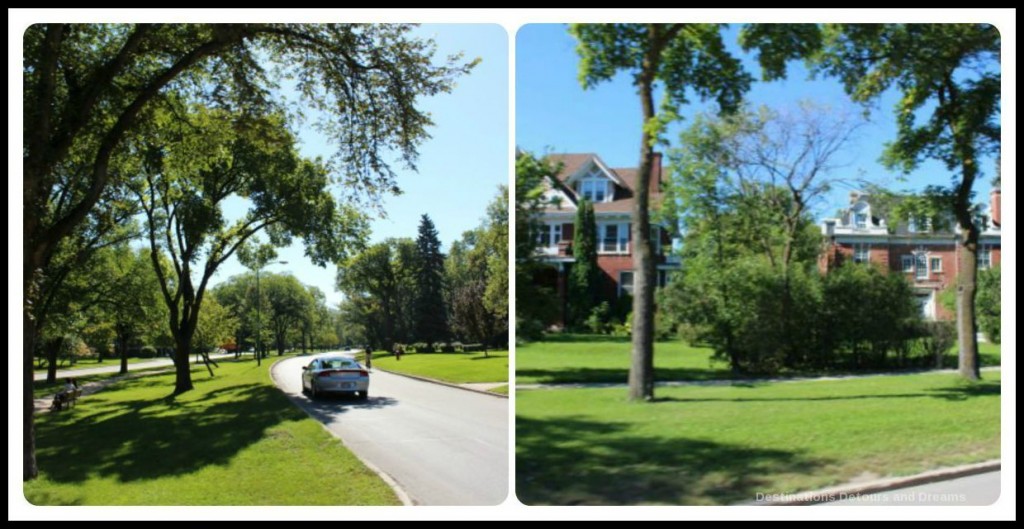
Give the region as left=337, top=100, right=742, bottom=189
left=359, top=370, right=368, bottom=377
left=318, top=370, right=335, bottom=377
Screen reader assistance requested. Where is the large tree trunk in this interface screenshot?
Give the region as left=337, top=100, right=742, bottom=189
left=45, top=337, right=60, bottom=384
left=628, top=33, right=659, bottom=402
left=173, top=330, right=195, bottom=394
left=956, top=225, right=981, bottom=381
left=119, top=334, right=129, bottom=375
left=24, top=312, right=38, bottom=480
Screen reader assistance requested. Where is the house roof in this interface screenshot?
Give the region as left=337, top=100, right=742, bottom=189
left=540, top=153, right=663, bottom=215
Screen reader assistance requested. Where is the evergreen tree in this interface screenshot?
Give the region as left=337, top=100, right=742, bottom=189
left=414, top=214, right=449, bottom=346
left=568, top=199, right=599, bottom=328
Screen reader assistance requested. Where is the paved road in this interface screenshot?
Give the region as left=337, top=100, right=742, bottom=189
left=272, top=351, right=508, bottom=506
left=33, top=353, right=235, bottom=381
left=824, top=471, right=1001, bottom=506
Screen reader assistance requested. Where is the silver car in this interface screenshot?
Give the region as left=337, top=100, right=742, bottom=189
left=301, top=355, right=369, bottom=400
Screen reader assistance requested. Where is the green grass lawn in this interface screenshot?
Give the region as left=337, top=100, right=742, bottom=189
left=516, top=371, right=1001, bottom=505
left=34, top=356, right=160, bottom=372
left=488, top=385, right=509, bottom=395
left=370, top=350, right=508, bottom=384
left=516, top=334, right=729, bottom=385
left=24, top=355, right=400, bottom=506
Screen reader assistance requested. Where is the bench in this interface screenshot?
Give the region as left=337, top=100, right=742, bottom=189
left=53, top=387, right=82, bottom=411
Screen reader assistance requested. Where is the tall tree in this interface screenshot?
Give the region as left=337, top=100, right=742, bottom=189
left=571, top=23, right=751, bottom=400
left=413, top=215, right=449, bottom=347
left=741, top=23, right=1000, bottom=380
left=262, top=274, right=314, bottom=356
left=134, top=104, right=367, bottom=394
left=481, top=186, right=510, bottom=333
left=23, top=23, right=474, bottom=479
left=568, top=198, right=599, bottom=327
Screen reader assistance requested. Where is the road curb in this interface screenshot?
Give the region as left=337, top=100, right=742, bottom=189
left=371, top=367, right=509, bottom=399
left=269, top=357, right=415, bottom=506
left=752, top=460, right=1001, bottom=505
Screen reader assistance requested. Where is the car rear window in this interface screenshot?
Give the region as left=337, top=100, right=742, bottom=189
left=321, top=358, right=356, bottom=369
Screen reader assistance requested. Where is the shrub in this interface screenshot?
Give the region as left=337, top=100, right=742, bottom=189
left=515, top=317, right=545, bottom=344
left=585, top=302, right=613, bottom=334
left=139, top=345, right=158, bottom=358
left=977, top=266, right=1000, bottom=344
left=918, top=321, right=956, bottom=369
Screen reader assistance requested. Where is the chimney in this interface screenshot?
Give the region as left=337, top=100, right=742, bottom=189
left=849, top=191, right=861, bottom=204
left=649, top=152, right=663, bottom=195
left=990, top=188, right=1001, bottom=227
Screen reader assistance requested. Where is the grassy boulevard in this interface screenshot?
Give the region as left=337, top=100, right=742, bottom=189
left=516, top=335, right=1001, bottom=505
left=25, top=354, right=399, bottom=506
left=370, top=350, right=508, bottom=386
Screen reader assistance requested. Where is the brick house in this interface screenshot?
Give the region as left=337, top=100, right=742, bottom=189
left=532, top=152, right=679, bottom=325
left=819, top=189, right=1002, bottom=320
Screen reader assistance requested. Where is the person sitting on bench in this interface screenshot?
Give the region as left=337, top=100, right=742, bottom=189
left=50, top=378, right=78, bottom=411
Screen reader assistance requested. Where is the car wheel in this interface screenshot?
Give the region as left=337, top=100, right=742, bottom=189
left=310, top=382, right=318, bottom=399
left=359, top=390, right=369, bottom=401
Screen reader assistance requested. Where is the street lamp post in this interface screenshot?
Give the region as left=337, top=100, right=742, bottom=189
left=255, top=260, right=288, bottom=366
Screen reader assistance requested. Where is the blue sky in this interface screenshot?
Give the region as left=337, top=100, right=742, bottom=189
left=208, top=24, right=509, bottom=307
left=516, top=23, right=1002, bottom=221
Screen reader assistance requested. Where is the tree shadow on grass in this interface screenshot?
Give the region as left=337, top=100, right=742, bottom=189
left=35, top=382, right=302, bottom=484
left=927, top=380, right=1001, bottom=401
left=515, top=415, right=830, bottom=505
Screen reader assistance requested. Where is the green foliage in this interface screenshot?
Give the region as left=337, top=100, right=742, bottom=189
left=571, top=24, right=751, bottom=122
left=977, top=266, right=1000, bottom=343
left=568, top=199, right=599, bottom=327
left=819, top=263, right=921, bottom=369
left=337, top=239, right=418, bottom=351
left=918, top=321, right=957, bottom=369
left=584, top=302, right=613, bottom=335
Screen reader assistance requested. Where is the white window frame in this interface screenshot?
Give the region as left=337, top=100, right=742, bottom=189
left=599, top=222, right=630, bottom=254
left=578, top=175, right=609, bottom=203
left=855, top=213, right=868, bottom=229
left=853, top=243, right=870, bottom=264
left=902, top=255, right=914, bottom=273
left=618, top=270, right=634, bottom=297
left=979, top=244, right=992, bottom=269
left=915, top=253, right=928, bottom=280
left=930, top=256, right=942, bottom=273
left=536, top=222, right=562, bottom=248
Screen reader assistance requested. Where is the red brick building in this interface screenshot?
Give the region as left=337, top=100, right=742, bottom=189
left=532, top=153, right=678, bottom=325
left=820, top=190, right=1002, bottom=320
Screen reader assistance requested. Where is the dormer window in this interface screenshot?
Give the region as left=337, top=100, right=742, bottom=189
left=579, top=178, right=608, bottom=202
left=855, top=213, right=868, bottom=229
